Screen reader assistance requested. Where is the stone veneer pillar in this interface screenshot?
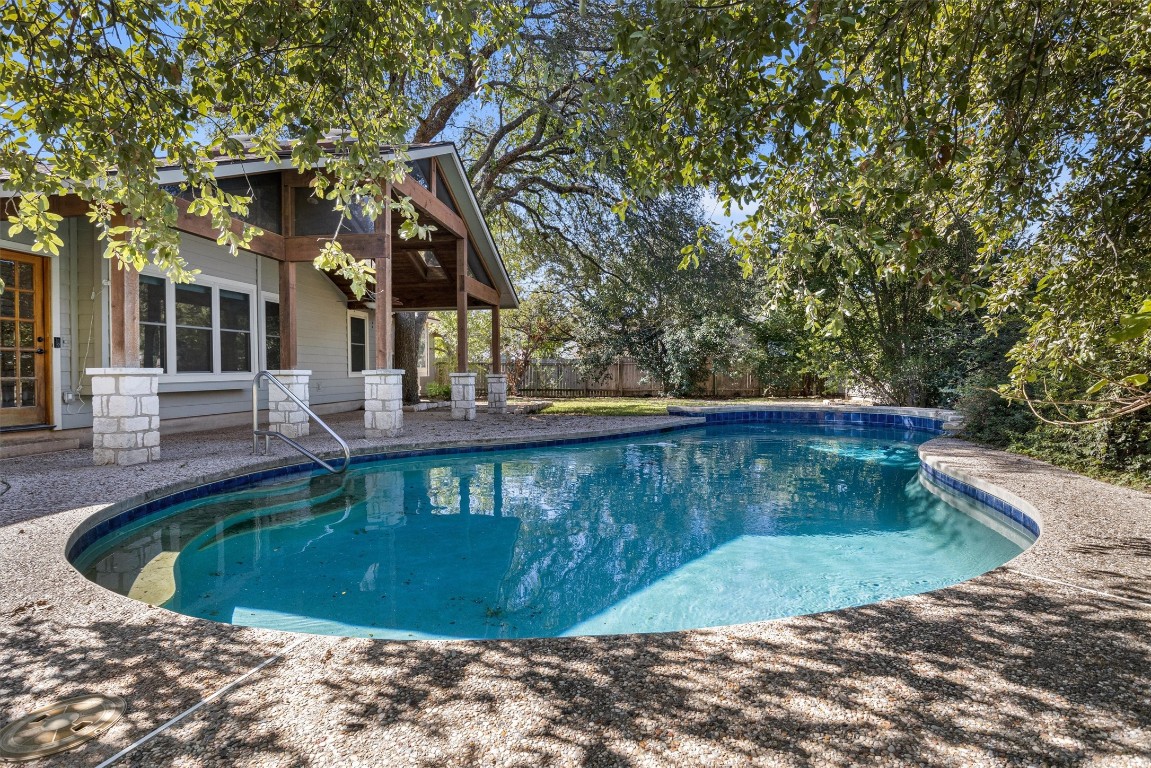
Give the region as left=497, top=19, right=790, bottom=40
left=266, top=370, right=311, bottom=439
left=450, top=372, right=477, bottom=421
left=486, top=373, right=508, bottom=414
left=87, top=368, right=162, bottom=466
left=363, top=369, right=404, bottom=438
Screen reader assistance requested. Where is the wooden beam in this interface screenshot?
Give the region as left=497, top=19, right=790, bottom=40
left=464, top=275, right=500, bottom=307
left=284, top=234, right=387, bottom=262
left=394, top=176, right=466, bottom=239
left=456, top=238, right=468, bottom=373
left=375, top=182, right=394, bottom=369
left=491, top=304, right=501, bottom=375
left=278, top=261, right=298, bottom=369
left=172, top=197, right=285, bottom=260
left=108, top=260, right=140, bottom=368
left=428, top=158, right=439, bottom=197
left=1, top=194, right=90, bottom=218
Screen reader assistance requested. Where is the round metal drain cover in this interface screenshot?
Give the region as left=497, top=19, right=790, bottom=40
left=0, top=694, right=125, bottom=762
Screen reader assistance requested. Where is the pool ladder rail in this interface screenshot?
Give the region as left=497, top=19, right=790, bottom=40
left=251, top=371, right=351, bottom=474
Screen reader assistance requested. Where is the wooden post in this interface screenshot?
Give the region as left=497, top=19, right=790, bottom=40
left=108, top=261, right=140, bottom=367
left=375, top=182, right=394, bottom=369
left=456, top=238, right=468, bottom=373
left=278, top=261, right=298, bottom=369
left=490, top=304, right=501, bottom=374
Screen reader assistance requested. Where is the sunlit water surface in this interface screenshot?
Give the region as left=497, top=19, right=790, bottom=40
left=75, top=424, right=1030, bottom=639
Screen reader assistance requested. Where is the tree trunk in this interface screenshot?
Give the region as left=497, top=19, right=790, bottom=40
left=394, top=311, right=427, bottom=404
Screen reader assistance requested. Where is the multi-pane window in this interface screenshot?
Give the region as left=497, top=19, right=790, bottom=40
left=219, top=290, right=251, bottom=372
left=139, top=275, right=167, bottom=371
left=138, top=276, right=255, bottom=376
left=264, top=300, right=281, bottom=370
left=349, top=314, right=367, bottom=373
left=175, top=284, right=212, bottom=372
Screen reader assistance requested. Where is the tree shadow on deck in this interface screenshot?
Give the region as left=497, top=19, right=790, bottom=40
left=0, top=609, right=308, bottom=767
left=318, top=575, right=1150, bottom=767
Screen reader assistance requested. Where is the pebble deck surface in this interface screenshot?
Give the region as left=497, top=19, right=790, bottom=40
left=1, top=410, right=1149, bottom=767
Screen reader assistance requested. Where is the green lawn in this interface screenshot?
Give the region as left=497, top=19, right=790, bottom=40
left=533, top=397, right=822, bottom=417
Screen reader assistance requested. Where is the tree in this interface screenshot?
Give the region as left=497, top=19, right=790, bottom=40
left=608, top=0, right=1151, bottom=420
left=547, top=190, right=758, bottom=396
left=2, top=0, right=521, bottom=295
left=390, top=0, right=631, bottom=402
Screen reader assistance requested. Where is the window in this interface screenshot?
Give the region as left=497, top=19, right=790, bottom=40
left=139, top=275, right=167, bottom=371
left=349, top=313, right=368, bottom=373
left=219, top=290, right=251, bottom=372
left=138, top=275, right=256, bottom=377
left=175, top=284, right=212, bottom=372
left=264, top=300, right=281, bottom=370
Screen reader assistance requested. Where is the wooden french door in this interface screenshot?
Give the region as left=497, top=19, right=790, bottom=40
left=0, top=251, right=51, bottom=428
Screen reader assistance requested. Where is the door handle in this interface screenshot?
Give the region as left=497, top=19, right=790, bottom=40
left=34, top=348, right=45, bottom=355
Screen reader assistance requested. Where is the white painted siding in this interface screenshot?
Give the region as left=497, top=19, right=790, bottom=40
left=62, top=221, right=104, bottom=429
left=152, top=235, right=364, bottom=421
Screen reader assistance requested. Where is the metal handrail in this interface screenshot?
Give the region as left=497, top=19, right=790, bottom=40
left=252, top=371, right=351, bottom=474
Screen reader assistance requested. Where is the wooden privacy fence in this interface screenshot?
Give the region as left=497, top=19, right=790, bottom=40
left=433, top=357, right=798, bottom=398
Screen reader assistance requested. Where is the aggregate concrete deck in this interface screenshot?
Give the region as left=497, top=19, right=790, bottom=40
left=1, top=409, right=1149, bottom=767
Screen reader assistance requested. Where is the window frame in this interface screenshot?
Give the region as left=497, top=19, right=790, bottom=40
left=261, top=292, right=281, bottom=371
left=347, top=309, right=372, bottom=377
left=139, top=269, right=259, bottom=383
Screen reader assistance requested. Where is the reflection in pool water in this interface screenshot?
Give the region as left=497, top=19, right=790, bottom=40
left=74, top=424, right=1031, bottom=639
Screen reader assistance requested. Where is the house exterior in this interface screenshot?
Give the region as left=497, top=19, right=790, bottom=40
left=0, top=141, right=517, bottom=462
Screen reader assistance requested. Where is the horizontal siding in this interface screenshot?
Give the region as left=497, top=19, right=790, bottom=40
left=62, top=221, right=103, bottom=429
left=45, top=228, right=369, bottom=428
left=296, top=265, right=366, bottom=406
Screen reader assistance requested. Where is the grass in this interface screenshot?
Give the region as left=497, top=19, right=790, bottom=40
left=533, top=396, right=823, bottom=417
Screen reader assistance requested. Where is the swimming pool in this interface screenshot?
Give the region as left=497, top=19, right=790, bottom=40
left=70, top=422, right=1035, bottom=640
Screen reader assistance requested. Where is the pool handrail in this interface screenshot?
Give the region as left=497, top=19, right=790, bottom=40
left=251, top=371, right=351, bottom=475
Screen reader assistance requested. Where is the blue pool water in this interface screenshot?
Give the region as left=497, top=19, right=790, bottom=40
left=73, top=424, right=1032, bottom=639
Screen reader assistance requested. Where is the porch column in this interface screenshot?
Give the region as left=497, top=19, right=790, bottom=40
left=107, top=263, right=140, bottom=367
left=490, top=304, right=501, bottom=374
left=455, top=237, right=468, bottom=373
left=278, top=261, right=298, bottom=370
left=451, top=237, right=475, bottom=420
left=88, top=368, right=161, bottom=466
left=486, top=304, right=505, bottom=413
left=374, top=181, right=394, bottom=369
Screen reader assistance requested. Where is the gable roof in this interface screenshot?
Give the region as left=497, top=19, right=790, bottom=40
left=154, top=142, right=518, bottom=309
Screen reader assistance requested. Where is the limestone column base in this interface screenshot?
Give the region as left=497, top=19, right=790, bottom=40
left=87, top=368, right=162, bottom=466
left=450, top=372, right=477, bottom=421
left=364, top=369, right=405, bottom=438
left=266, top=370, right=312, bottom=438
left=486, top=374, right=508, bottom=414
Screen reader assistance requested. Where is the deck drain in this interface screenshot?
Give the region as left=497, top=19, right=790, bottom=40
left=0, top=694, right=125, bottom=762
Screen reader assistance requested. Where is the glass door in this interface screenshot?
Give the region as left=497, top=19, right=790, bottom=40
left=0, top=251, right=50, bottom=428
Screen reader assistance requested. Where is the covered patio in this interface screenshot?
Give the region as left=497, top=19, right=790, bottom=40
left=14, top=142, right=518, bottom=465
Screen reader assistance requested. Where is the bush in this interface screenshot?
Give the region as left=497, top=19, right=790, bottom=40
left=425, top=381, right=452, bottom=401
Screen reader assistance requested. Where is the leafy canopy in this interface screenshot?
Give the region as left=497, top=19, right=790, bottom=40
left=608, top=0, right=1151, bottom=419
left=2, top=0, right=522, bottom=294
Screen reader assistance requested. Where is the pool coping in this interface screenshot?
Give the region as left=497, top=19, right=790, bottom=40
left=3, top=406, right=1150, bottom=767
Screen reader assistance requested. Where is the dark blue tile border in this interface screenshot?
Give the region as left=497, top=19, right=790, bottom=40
left=919, top=462, right=1040, bottom=537
left=693, top=409, right=946, bottom=434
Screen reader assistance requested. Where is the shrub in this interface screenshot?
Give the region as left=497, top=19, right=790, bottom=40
left=425, top=381, right=452, bottom=401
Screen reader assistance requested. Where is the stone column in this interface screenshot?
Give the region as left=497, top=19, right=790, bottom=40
left=87, top=368, right=162, bottom=466
left=266, top=370, right=311, bottom=438
left=450, top=372, right=476, bottom=421
left=364, top=369, right=404, bottom=438
left=486, top=373, right=508, bottom=414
